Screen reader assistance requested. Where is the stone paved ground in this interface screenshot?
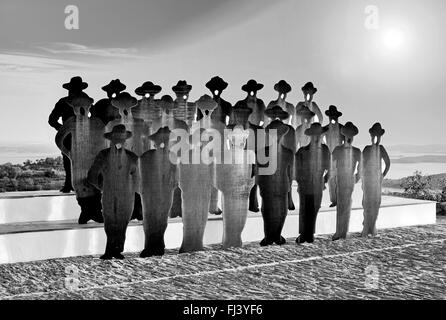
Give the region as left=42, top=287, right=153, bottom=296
left=0, top=218, right=445, bottom=300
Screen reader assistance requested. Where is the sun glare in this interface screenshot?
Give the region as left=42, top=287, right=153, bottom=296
left=382, top=28, right=405, bottom=51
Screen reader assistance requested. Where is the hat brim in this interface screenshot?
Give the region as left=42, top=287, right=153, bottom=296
left=325, top=110, right=343, bottom=118
left=369, top=128, right=385, bottom=137
left=135, top=86, right=162, bottom=96
left=265, top=108, right=289, bottom=120
left=206, top=80, right=228, bottom=92
left=102, top=83, right=126, bottom=94
left=301, top=86, right=317, bottom=94
left=274, top=83, right=292, bottom=94
left=104, top=131, right=132, bottom=141
left=63, top=82, right=88, bottom=90
left=172, top=85, right=192, bottom=93
left=242, top=83, right=264, bottom=92
left=305, top=126, right=328, bottom=136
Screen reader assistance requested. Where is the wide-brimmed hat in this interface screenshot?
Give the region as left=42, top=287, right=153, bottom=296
left=296, top=106, right=315, bottom=120
left=159, top=95, right=175, bottom=112
left=149, top=126, right=172, bottom=147
left=301, top=82, right=317, bottom=94
left=111, top=92, right=138, bottom=111
left=266, top=120, right=290, bottom=143
left=62, top=76, right=88, bottom=91
left=305, top=123, right=328, bottom=136
left=101, top=79, right=126, bottom=95
left=206, top=76, right=228, bottom=93
left=104, top=124, right=132, bottom=142
left=241, top=79, right=264, bottom=93
left=325, top=105, right=342, bottom=119
left=196, top=94, right=218, bottom=115
left=341, top=122, right=359, bottom=138
left=274, top=80, right=292, bottom=94
left=172, top=80, right=192, bottom=94
left=265, top=106, right=289, bottom=121
left=369, top=122, right=385, bottom=137
left=135, top=81, right=162, bottom=96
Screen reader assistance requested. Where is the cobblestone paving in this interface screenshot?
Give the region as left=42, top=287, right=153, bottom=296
left=0, top=220, right=445, bottom=300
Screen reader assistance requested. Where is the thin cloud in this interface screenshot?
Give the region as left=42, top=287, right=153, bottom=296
left=35, top=42, right=142, bottom=59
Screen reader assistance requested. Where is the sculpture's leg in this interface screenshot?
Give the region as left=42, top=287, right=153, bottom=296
left=288, top=185, right=295, bottom=211
left=131, top=193, right=143, bottom=221
left=333, top=181, right=353, bottom=241
left=306, top=191, right=323, bottom=243
left=169, top=186, right=182, bottom=218
left=209, top=187, right=222, bottom=215
left=260, top=194, right=287, bottom=246
left=77, top=193, right=103, bottom=224
left=60, top=153, right=73, bottom=192
left=362, top=194, right=381, bottom=237
left=179, top=190, right=211, bottom=253
left=297, top=190, right=307, bottom=243
left=249, top=184, right=260, bottom=212
left=222, top=193, right=249, bottom=249
left=328, top=176, right=337, bottom=207
left=141, top=194, right=172, bottom=257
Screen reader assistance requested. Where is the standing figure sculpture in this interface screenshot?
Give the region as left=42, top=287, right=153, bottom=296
left=256, top=120, right=293, bottom=246
left=49, top=76, right=88, bottom=193
left=295, top=123, right=330, bottom=243
left=178, top=128, right=213, bottom=253
left=134, top=81, right=163, bottom=152
left=361, top=123, right=390, bottom=237
left=331, top=122, right=361, bottom=241
left=90, top=79, right=125, bottom=126
left=295, top=82, right=323, bottom=126
left=197, top=76, right=233, bottom=216
left=87, top=125, right=140, bottom=259
left=266, top=80, right=294, bottom=127
left=232, top=79, right=266, bottom=127
left=216, top=125, right=255, bottom=248
left=323, top=105, right=344, bottom=207
left=170, top=80, right=195, bottom=218
left=295, top=106, right=315, bottom=150
left=54, top=81, right=105, bottom=224
left=139, top=127, right=178, bottom=257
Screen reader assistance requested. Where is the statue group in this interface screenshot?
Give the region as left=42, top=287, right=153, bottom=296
left=49, top=76, right=390, bottom=259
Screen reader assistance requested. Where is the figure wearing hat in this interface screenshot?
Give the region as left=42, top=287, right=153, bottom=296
left=295, top=82, right=323, bottom=127
left=360, top=123, right=390, bottom=237
left=229, top=101, right=264, bottom=213
left=331, top=122, right=362, bottom=241
left=256, top=120, right=293, bottom=246
left=231, top=80, right=266, bottom=127
left=49, top=76, right=90, bottom=193
left=134, top=81, right=163, bottom=152
left=169, top=80, right=195, bottom=219
left=192, top=95, right=227, bottom=216
left=323, top=105, right=345, bottom=207
left=295, top=106, right=315, bottom=150
left=265, top=106, right=296, bottom=211
left=197, top=76, right=232, bottom=125
left=54, top=80, right=106, bottom=224
left=90, top=79, right=126, bottom=126
left=295, top=123, right=330, bottom=243
left=216, top=125, right=255, bottom=248
left=139, top=126, right=179, bottom=257
left=87, top=125, right=140, bottom=259
left=106, top=92, right=143, bottom=221
left=178, top=128, right=214, bottom=253
left=265, top=80, right=295, bottom=127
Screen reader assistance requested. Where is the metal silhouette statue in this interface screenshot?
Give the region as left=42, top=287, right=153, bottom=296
left=90, top=79, right=125, bottom=126
left=87, top=125, right=140, bottom=259
left=133, top=81, right=163, bottom=152
left=170, top=80, right=194, bottom=219
left=216, top=125, right=255, bottom=248
left=139, top=127, right=178, bottom=257
left=295, top=106, right=315, bottom=150
left=54, top=80, right=105, bottom=224
left=361, top=123, right=391, bottom=237
left=232, top=80, right=266, bottom=127
left=323, top=105, right=344, bottom=207
left=106, top=92, right=143, bottom=221
left=295, top=123, right=330, bottom=243
left=266, top=80, right=294, bottom=127
left=256, top=120, right=293, bottom=246
left=295, top=82, right=323, bottom=126
left=331, top=122, right=361, bottom=241
left=49, top=76, right=88, bottom=194
left=178, top=128, right=213, bottom=253
left=265, top=106, right=296, bottom=211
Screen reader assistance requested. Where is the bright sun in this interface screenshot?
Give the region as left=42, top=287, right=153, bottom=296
left=382, top=28, right=405, bottom=51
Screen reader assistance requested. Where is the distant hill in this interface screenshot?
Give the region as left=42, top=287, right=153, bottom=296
left=392, top=155, right=446, bottom=164
left=388, top=144, right=446, bottom=154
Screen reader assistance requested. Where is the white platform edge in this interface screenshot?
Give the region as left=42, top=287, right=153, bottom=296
left=0, top=201, right=436, bottom=264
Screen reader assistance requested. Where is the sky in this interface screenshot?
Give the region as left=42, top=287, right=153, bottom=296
left=0, top=0, right=445, bottom=149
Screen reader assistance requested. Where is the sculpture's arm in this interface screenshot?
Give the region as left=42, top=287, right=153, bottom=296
left=54, top=124, right=73, bottom=157
left=323, top=148, right=330, bottom=184
left=312, top=102, right=323, bottom=124
left=354, top=150, right=362, bottom=183
left=381, top=145, right=391, bottom=178
left=48, top=101, right=64, bottom=131
left=87, top=151, right=106, bottom=191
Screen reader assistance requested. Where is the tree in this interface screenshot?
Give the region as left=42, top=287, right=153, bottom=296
left=401, top=171, right=432, bottom=199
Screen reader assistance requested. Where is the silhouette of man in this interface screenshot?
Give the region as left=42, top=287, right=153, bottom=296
left=90, top=79, right=126, bottom=125
left=295, top=82, right=323, bottom=126
left=266, top=80, right=294, bottom=127
left=361, top=123, right=390, bottom=237
left=295, top=123, right=330, bottom=243
left=48, top=76, right=88, bottom=193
